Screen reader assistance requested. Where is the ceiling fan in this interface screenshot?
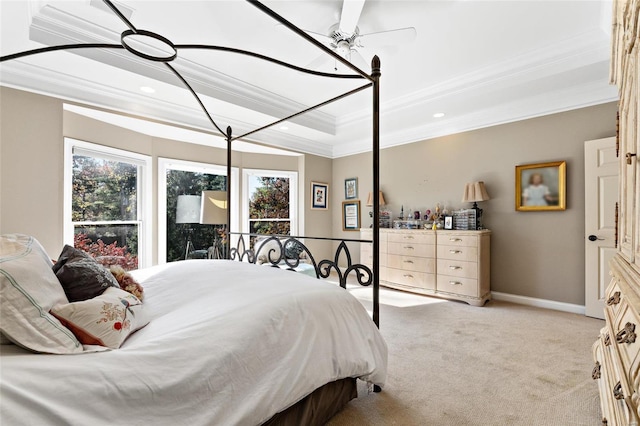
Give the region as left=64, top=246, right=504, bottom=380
left=303, top=0, right=416, bottom=70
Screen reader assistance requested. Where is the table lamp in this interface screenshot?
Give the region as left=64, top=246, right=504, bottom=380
left=462, top=181, right=490, bottom=230
left=200, top=191, right=228, bottom=259
left=176, top=194, right=202, bottom=259
left=367, top=191, right=387, bottom=228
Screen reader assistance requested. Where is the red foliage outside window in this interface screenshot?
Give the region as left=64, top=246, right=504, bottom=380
left=74, top=233, right=138, bottom=271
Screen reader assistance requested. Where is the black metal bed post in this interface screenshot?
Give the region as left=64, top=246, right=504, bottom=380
left=226, top=126, right=233, bottom=259
left=372, top=56, right=381, bottom=329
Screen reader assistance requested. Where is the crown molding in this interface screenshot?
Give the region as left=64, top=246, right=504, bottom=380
left=338, top=29, right=611, bottom=129
left=28, top=3, right=336, bottom=135
left=331, top=79, right=618, bottom=158
left=0, top=61, right=334, bottom=158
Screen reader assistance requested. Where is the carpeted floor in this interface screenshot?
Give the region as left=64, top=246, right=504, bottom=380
left=327, top=287, right=605, bottom=425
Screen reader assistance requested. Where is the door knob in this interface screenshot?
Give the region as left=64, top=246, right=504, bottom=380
left=588, top=235, right=604, bottom=241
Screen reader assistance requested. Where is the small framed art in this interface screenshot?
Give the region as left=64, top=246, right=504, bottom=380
left=515, top=160, right=566, bottom=211
left=342, top=200, right=361, bottom=231
left=444, top=216, right=453, bottom=230
left=311, top=182, right=329, bottom=209
left=344, top=177, right=358, bottom=200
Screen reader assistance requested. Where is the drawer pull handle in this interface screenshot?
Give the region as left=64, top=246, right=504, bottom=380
left=613, top=382, right=624, bottom=400
left=449, top=250, right=462, bottom=254
left=403, top=274, right=414, bottom=279
left=403, top=246, right=414, bottom=250
left=449, top=266, right=462, bottom=270
left=449, top=238, right=462, bottom=242
left=449, top=281, right=462, bottom=285
left=606, top=292, right=621, bottom=306
left=604, top=333, right=611, bottom=346
left=616, top=322, right=636, bottom=344
left=592, top=361, right=601, bottom=380
left=403, top=236, right=414, bottom=239
left=403, top=260, right=414, bottom=264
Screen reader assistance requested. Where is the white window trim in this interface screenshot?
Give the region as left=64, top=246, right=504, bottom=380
left=157, top=158, right=239, bottom=264
left=242, top=168, right=298, bottom=236
left=63, top=138, right=152, bottom=268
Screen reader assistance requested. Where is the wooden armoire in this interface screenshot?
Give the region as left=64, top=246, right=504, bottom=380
left=592, top=1, right=640, bottom=424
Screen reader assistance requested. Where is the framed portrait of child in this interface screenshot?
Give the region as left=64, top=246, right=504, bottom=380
left=515, top=161, right=566, bottom=211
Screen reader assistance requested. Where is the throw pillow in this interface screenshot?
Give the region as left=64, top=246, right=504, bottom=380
left=51, top=287, right=149, bottom=349
left=109, top=265, right=144, bottom=301
left=0, top=234, right=82, bottom=353
left=53, top=245, right=119, bottom=302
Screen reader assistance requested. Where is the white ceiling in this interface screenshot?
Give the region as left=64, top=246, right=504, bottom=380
left=0, top=0, right=618, bottom=158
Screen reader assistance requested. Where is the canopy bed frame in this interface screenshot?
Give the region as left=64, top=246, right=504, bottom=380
left=1, top=1, right=384, bottom=424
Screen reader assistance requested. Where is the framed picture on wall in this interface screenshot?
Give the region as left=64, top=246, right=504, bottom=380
left=311, top=182, right=329, bottom=209
left=344, top=177, right=358, bottom=200
left=342, top=200, right=361, bottom=231
left=515, top=161, right=566, bottom=211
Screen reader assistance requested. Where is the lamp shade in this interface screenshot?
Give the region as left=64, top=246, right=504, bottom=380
left=462, top=181, right=490, bottom=203
left=200, top=190, right=228, bottom=225
left=366, top=191, right=386, bottom=207
left=176, top=195, right=202, bottom=224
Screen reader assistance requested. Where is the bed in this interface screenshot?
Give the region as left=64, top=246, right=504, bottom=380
left=0, top=236, right=386, bottom=425
left=0, top=0, right=385, bottom=424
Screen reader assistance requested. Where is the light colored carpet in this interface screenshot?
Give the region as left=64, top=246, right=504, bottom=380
left=327, top=287, right=604, bottom=426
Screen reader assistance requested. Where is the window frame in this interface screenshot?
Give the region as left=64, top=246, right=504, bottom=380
left=157, top=158, right=239, bottom=264
left=63, top=138, right=152, bottom=268
left=242, top=168, right=298, bottom=236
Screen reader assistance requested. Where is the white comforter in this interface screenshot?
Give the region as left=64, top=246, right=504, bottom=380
left=0, top=260, right=387, bottom=425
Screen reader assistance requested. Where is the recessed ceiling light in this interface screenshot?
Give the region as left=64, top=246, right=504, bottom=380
left=433, top=112, right=445, bottom=118
left=279, top=126, right=289, bottom=131
left=140, top=86, right=155, bottom=93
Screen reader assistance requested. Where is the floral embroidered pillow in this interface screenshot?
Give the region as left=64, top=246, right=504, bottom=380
left=51, top=287, right=149, bottom=349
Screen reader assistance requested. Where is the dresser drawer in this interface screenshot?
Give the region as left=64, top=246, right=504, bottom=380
left=386, top=268, right=435, bottom=290
left=436, top=275, right=479, bottom=298
left=612, top=297, right=640, bottom=384
left=387, top=254, right=435, bottom=273
left=359, top=247, right=387, bottom=267
left=437, top=245, right=478, bottom=262
left=437, top=259, right=478, bottom=279
left=388, top=242, right=435, bottom=258
left=438, top=233, right=477, bottom=247
left=387, top=231, right=435, bottom=245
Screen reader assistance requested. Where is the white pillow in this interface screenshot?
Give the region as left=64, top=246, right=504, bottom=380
left=0, top=234, right=82, bottom=353
left=51, top=287, right=149, bottom=349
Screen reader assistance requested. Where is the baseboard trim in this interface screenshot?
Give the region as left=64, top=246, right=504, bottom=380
left=491, top=292, right=585, bottom=315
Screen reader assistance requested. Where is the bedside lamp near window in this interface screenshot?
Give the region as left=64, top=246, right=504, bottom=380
left=176, top=194, right=202, bottom=260
left=200, top=191, right=228, bottom=259
left=462, top=182, right=490, bottom=230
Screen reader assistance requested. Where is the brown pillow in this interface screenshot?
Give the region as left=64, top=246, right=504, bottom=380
left=52, top=245, right=119, bottom=302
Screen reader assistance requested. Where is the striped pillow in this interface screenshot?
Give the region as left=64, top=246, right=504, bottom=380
left=0, top=234, right=82, bottom=353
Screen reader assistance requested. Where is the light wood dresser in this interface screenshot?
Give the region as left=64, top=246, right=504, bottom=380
left=360, top=229, right=490, bottom=306
left=592, top=1, right=640, bottom=424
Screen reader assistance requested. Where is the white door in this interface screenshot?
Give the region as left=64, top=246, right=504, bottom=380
left=585, top=137, right=618, bottom=319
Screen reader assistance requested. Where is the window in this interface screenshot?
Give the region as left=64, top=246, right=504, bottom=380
left=243, top=169, right=298, bottom=237
left=64, top=138, right=151, bottom=270
left=158, top=159, right=239, bottom=263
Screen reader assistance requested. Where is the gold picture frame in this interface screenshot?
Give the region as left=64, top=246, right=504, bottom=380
left=515, top=161, right=566, bottom=211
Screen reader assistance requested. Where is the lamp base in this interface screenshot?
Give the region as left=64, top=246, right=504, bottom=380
left=471, top=202, right=483, bottom=230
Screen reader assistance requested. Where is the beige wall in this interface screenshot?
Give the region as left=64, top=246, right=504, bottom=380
left=1, top=86, right=618, bottom=305
left=0, top=87, right=329, bottom=261
left=332, top=102, right=618, bottom=305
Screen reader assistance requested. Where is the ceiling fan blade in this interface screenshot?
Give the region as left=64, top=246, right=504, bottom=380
left=339, top=0, right=366, bottom=34
left=306, top=53, right=333, bottom=70
left=275, top=24, right=333, bottom=46
left=359, top=27, right=417, bottom=48
left=350, top=49, right=370, bottom=71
